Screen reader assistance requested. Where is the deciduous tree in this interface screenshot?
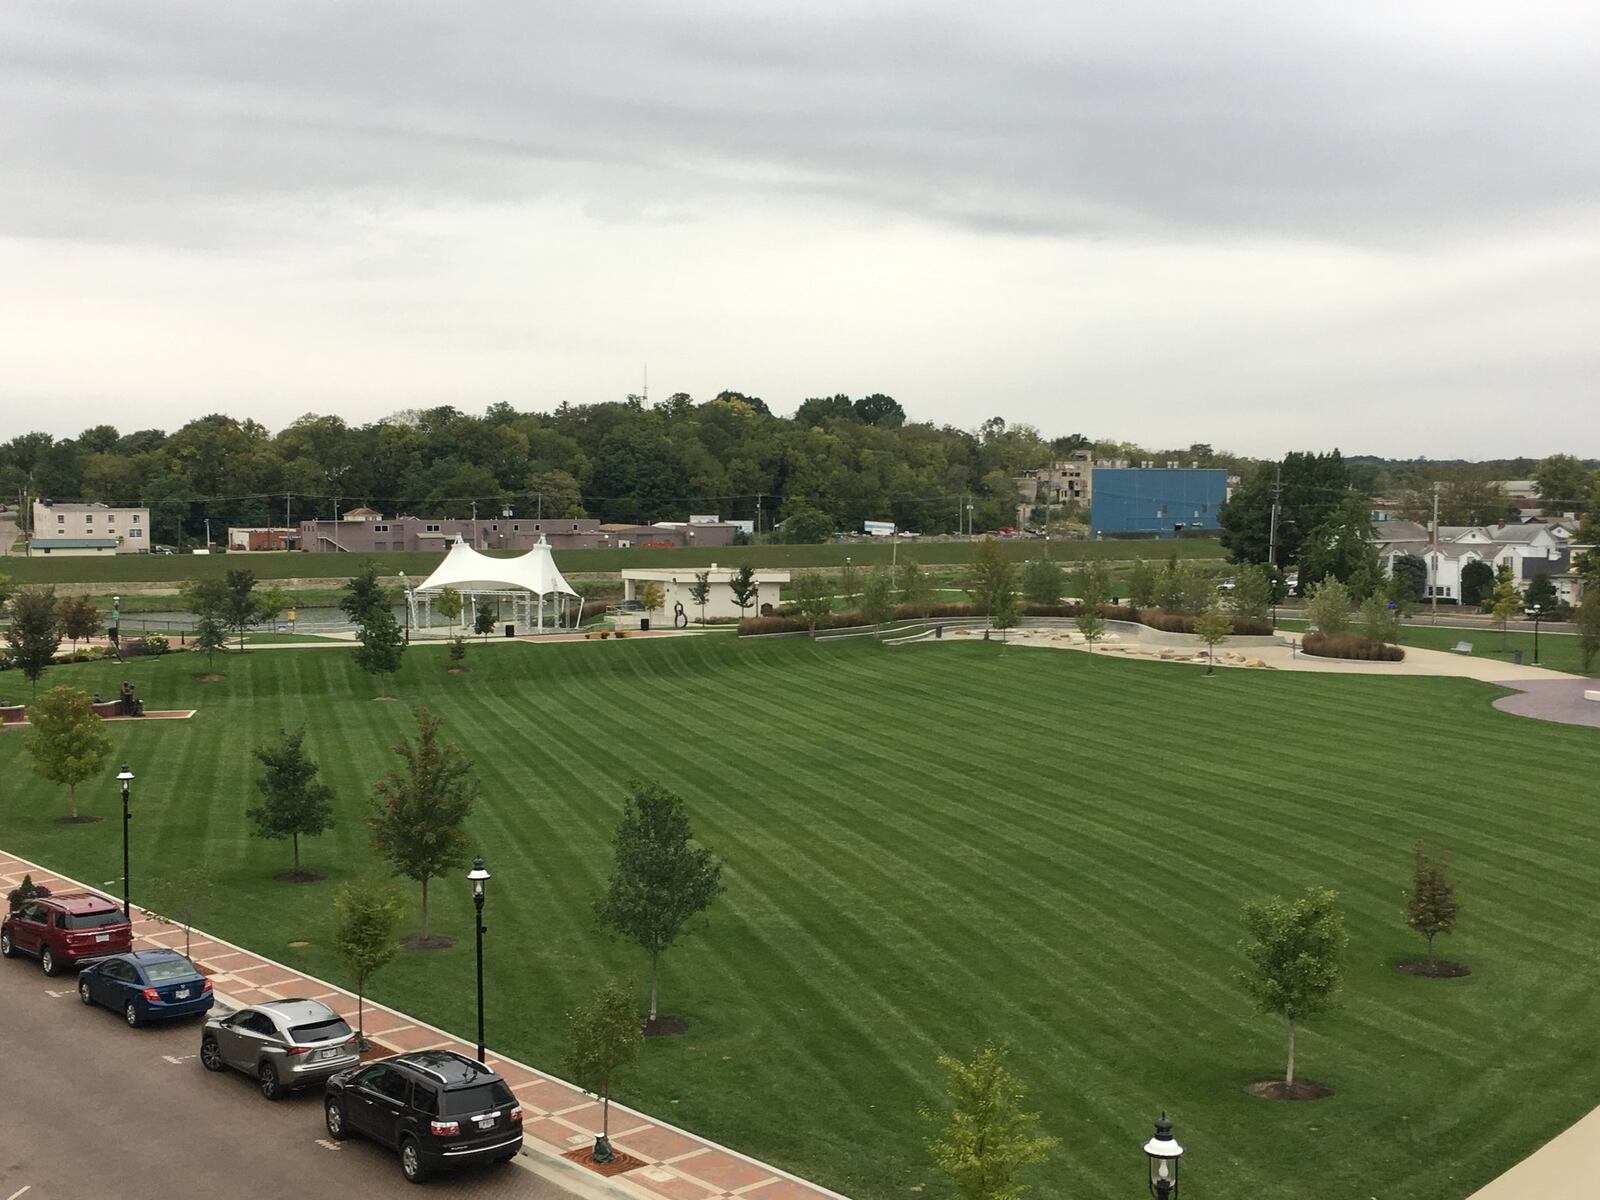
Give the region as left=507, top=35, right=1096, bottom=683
left=1072, top=562, right=1108, bottom=650
left=365, top=709, right=478, bottom=945
left=23, top=686, right=112, bottom=820
left=1405, top=844, right=1459, bottom=965
left=248, top=727, right=336, bottom=879
left=1237, top=887, right=1347, bottom=1086
left=58, top=596, right=100, bottom=651
left=1194, top=605, right=1232, bottom=674
left=967, top=539, right=1016, bottom=624
left=1304, top=579, right=1353, bottom=636
left=436, top=586, right=464, bottom=630
left=860, top=568, right=894, bottom=635
left=1578, top=587, right=1600, bottom=673
left=5, top=586, right=61, bottom=696
left=1126, top=558, right=1156, bottom=608
left=594, top=780, right=724, bottom=1022
left=565, top=979, right=644, bottom=1161
left=637, top=582, right=665, bottom=622
left=922, top=1041, right=1056, bottom=1200
left=688, top=572, right=711, bottom=624
left=194, top=613, right=228, bottom=668
left=791, top=573, right=834, bottom=637
left=1460, top=560, right=1495, bottom=608
left=334, top=877, right=402, bottom=1045
left=897, top=560, right=935, bottom=616
left=1490, top=565, right=1521, bottom=646
left=222, top=567, right=262, bottom=651
left=1021, top=558, right=1063, bottom=607
left=728, top=565, right=758, bottom=618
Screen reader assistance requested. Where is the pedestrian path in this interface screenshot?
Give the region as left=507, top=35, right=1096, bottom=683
left=0, top=849, right=851, bottom=1200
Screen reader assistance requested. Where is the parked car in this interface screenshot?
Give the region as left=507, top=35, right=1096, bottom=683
left=1216, top=578, right=1236, bottom=593
left=324, top=1050, right=523, bottom=1183
left=1, top=892, right=131, bottom=975
left=78, top=949, right=213, bottom=1026
left=201, top=998, right=361, bottom=1100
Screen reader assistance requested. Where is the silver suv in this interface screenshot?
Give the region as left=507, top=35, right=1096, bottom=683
left=200, top=998, right=362, bottom=1100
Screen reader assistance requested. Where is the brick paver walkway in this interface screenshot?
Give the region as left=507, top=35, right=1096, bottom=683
left=1, top=849, right=850, bottom=1200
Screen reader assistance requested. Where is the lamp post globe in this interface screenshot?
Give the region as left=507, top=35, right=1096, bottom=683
left=467, top=857, right=491, bottom=1063
left=116, top=764, right=135, bottom=918
left=1144, top=1112, right=1182, bottom=1198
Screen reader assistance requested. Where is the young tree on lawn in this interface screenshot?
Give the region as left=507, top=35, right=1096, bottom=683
left=448, top=634, right=467, bottom=668
left=1194, top=605, right=1233, bottom=674
left=637, top=582, right=665, bottom=623
left=1021, top=558, right=1064, bottom=607
left=222, top=567, right=262, bottom=650
left=728, top=565, right=759, bottom=618
left=1072, top=561, right=1108, bottom=650
left=1237, top=887, right=1347, bottom=1086
left=194, top=613, right=228, bottom=669
left=5, top=585, right=61, bottom=696
left=340, top=562, right=389, bottom=626
left=59, top=596, right=101, bottom=652
left=1490, top=565, right=1521, bottom=647
left=435, top=586, right=464, bottom=631
left=897, top=560, right=935, bottom=616
left=1405, top=843, right=1459, bottom=965
left=23, top=686, right=112, bottom=820
left=1304, top=579, right=1353, bottom=635
left=967, top=538, right=1017, bottom=625
left=146, top=869, right=214, bottom=959
left=594, top=779, right=724, bottom=1023
left=860, top=568, right=895, bottom=636
left=474, top=602, right=496, bottom=642
left=354, top=605, right=406, bottom=691
left=922, top=1041, right=1056, bottom=1200
left=1460, top=559, right=1496, bottom=609
left=1229, top=563, right=1274, bottom=622
left=255, top=586, right=292, bottom=630
left=1126, top=558, right=1157, bottom=608
left=248, top=727, right=337, bottom=879
left=791, top=572, right=834, bottom=638
left=365, top=708, right=478, bottom=945
left=334, top=877, right=402, bottom=1047
left=1578, top=587, right=1600, bottom=673
left=688, top=572, right=711, bottom=625
left=564, top=978, right=644, bottom=1163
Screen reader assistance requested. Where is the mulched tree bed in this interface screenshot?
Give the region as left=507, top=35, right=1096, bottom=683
left=642, top=1015, right=687, bottom=1038
left=562, top=1146, right=647, bottom=1176
left=196, top=673, right=227, bottom=682
left=1247, top=1079, right=1335, bottom=1101
left=273, top=870, right=327, bottom=884
left=1398, top=959, right=1472, bottom=978
left=402, top=935, right=456, bottom=951
left=53, top=815, right=103, bottom=825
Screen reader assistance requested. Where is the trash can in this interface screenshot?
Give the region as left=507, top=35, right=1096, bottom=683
left=1513, top=650, right=1523, bottom=665
left=640, top=618, right=650, bottom=631
left=935, top=625, right=943, bottom=639
left=504, top=623, right=515, bottom=638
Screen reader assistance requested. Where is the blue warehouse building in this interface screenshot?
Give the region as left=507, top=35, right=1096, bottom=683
left=1089, top=468, right=1229, bottom=539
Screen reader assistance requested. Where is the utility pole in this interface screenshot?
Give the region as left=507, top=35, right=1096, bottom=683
left=1267, top=465, right=1282, bottom=626
left=1431, top=481, right=1441, bottom=626
left=471, top=500, right=478, bottom=547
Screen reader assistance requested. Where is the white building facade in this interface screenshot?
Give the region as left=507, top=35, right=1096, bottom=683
left=31, top=500, right=152, bottom=554
left=622, top=565, right=790, bottom=624
left=1374, top=520, right=1579, bottom=604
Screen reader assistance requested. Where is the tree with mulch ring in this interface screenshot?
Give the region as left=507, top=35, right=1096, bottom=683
left=334, top=877, right=403, bottom=1050
left=565, top=978, right=644, bottom=1165
left=1237, top=886, right=1347, bottom=1100
left=24, top=684, right=112, bottom=822
left=249, top=727, right=336, bottom=882
left=365, top=707, right=478, bottom=950
left=447, top=634, right=468, bottom=674
left=1400, top=842, right=1467, bottom=977
left=594, top=779, right=724, bottom=1034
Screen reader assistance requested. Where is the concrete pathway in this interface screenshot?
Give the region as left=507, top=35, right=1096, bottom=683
left=1466, top=1106, right=1600, bottom=1198
left=1489, top=678, right=1600, bottom=729
left=0, top=849, right=853, bottom=1200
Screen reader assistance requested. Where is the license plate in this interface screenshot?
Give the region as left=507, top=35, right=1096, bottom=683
left=95, top=934, right=109, bottom=943
left=477, top=1118, right=495, bottom=1130
left=316, top=1047, right=337, bottom=1060
left=175, top=988, right=190, bottom=999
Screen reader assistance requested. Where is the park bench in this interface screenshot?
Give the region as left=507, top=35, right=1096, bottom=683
left=1452, top=641, right=1473, bottom=654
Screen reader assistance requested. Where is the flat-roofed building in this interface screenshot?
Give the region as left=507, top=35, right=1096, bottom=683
left=32, top=500, right=151, bottom=554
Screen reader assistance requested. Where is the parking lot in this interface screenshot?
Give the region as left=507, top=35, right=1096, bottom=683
left=0, top=959, right=578, bottom=1200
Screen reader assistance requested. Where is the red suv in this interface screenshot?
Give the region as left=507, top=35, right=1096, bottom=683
left=2, top=893, right=133, bottom=976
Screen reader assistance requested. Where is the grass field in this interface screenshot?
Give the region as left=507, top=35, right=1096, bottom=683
left=2, top=637, right=1597, bottom=1200
left=0, top=537, right=1225, bottom=585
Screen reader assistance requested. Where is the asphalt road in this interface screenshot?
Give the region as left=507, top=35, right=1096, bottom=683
left=0, top=959, right=577, bottom=1200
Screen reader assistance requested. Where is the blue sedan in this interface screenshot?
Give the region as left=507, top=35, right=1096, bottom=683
left=78, top=949, right=215, bottom=1027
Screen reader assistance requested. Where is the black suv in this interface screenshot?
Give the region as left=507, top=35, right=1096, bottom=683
left=323, top=1050, right=523, bottom=1183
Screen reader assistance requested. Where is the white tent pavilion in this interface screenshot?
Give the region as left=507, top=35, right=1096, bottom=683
left=407, top=537, right=582, bottom=634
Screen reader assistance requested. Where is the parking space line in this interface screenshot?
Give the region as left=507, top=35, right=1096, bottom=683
left=7, top=1186, right=34, bottom=1200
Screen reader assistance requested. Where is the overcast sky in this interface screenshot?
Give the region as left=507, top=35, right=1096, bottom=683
left=3, top=1, right=1597, bottom=458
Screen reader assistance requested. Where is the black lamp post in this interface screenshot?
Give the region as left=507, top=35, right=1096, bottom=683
left=1530, top=603, right=1542, bottom=665
left=468, top=857, right=490, bottom=1064
left=117, top=763, right=134, bottom=918
left=1144, top=1112, right=1183, bottom=1198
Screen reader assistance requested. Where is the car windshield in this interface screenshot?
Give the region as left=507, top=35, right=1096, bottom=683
left=439, top=1081, right=515, bottom=1116
left=290, top=1017, right=352, bottom=1043
left=64, top=910, right=126, bottom=930
left=143, top=959, right=197, bottom=982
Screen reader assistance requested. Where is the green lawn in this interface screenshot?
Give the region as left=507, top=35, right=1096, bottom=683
left=0, top=538, right=1224, bottom=585
left=2, top=638, right=1596, bottom=1200
left=1277, top=617, right=1597, bottom=677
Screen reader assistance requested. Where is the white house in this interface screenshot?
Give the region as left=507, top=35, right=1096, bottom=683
left=621, top=565, right=789, bottom=624
left=1374, top=519, right=1579, bottom=604
left=31, top=500, right=152, bottom=554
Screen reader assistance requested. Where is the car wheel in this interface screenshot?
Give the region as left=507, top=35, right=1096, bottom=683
left=324, top=1098, right=350, bottom=1140
left=258, top=1061, right=281, bottom=1101
left=400, top=1137, right=430, bottom=1184
left=0, top=930, right=13, bottom=957
left=494, top=1149, right=518, bottom=1164
left=40, top=946, right=57, bottom=976
left=200, top=1036, right=225, bottom=1072
left=124, top=1000, right=141, bottom=1028
left=79, top=977, right=93, bottom=1005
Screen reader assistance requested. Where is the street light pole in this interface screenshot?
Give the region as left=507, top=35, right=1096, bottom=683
left=1144, top=1112, right=1183, bottom=1198
left=117, top=764, right=134, bottom=918
left=1531, top=604, right=1542, bottom=665
left=468, top=857, right=491, bottom=1064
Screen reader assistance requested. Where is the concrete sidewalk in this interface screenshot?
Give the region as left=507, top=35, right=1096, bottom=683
left=0, top=849, right=851, bottom=1200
